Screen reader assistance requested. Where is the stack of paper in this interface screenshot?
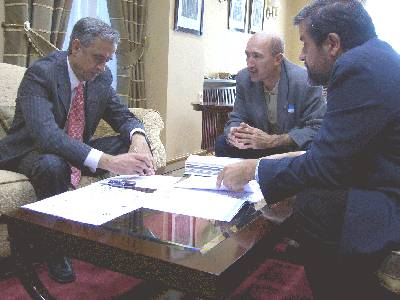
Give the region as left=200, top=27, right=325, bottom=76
left=174, top=175, right=263, bottom=203
left=184, top=155, right=243, bottom=176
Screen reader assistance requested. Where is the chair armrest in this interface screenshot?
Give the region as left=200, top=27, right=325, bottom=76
left=129, top=108, right=166, bottom=169
left=377, top=251, right=400, bottom=294
left=92, top=108, right=166, bottom=169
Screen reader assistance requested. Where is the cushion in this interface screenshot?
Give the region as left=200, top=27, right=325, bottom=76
left=0, top=170, right=35, bottom=214
left=377, top=251, right=400, bottom=294
left=0, top=105, right=15, bottom=133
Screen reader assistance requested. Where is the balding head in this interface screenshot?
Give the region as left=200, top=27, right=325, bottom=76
left=248, top=33, right=285, bottom=57
left=245, top=33, right=284, bottom=86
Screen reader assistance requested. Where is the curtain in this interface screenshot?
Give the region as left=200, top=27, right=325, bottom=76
left=3, top=0, right=73, bottom=67
left=107, top=0, right=147, bottom=108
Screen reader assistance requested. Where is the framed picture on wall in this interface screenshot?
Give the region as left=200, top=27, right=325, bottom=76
left=174, top=0, right=205, bottom=36
left=228, top=0, right=247, bottom=32
left=249, top=0, right=265, bottom=33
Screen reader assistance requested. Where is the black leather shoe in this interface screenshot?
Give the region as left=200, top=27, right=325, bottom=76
left=47, top=256, right=76, bottom=284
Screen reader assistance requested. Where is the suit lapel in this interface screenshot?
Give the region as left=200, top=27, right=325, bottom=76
left=84, top=79, right=104, bottom=139
left=56, top=53, right=72, bottom=122
left=277, top=60, right=289, bottom=132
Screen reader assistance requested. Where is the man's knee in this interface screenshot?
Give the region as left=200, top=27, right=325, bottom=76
left=31, top=154, right=70, bottom=179
left=215, top=135, right=230, bottom=157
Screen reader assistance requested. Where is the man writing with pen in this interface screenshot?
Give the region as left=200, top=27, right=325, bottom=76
left=0, top=17, right=155, bottom=283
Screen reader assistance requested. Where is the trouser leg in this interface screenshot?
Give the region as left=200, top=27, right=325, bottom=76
left=17, top=152, right=71, bottom=200
left=288, top=188, right=393, bottom=300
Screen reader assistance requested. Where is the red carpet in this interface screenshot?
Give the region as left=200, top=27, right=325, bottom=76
left=0, top=245, right=313, bottom=299
left=0, top=259, right=142, bottom=300
left=227, top=259, right=313, bottom=300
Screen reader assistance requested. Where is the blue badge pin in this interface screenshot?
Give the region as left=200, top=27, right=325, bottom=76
left=288, top=103, right=295, bottom=113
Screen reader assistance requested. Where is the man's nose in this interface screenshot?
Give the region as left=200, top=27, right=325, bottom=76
left=299, top=51, right=305, bottom=62
left=247, top=57, right=255, bottom=67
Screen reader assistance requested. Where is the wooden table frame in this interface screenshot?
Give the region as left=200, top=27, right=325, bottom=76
left=4, top=198, right=294, bottom=300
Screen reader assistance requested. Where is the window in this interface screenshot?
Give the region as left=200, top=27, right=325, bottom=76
left=365, top=0, right=400, bottom=53
left=62, top=0, right=117, bottom=88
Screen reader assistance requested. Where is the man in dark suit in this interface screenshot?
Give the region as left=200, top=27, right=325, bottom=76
left=217, top=1, right=400, bottom=298
left=0, top=18, right=155, bottom=283
left=215, top=33, right=326, bottom=158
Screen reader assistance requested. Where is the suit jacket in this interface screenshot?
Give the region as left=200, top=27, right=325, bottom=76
left=0, top=51, right=143, bottom=170
left=224, top=58, right=326, bottom=150
left=258, top=38, right=400, bottom=254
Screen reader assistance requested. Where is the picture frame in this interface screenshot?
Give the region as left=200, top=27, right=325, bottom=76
left=228, top=0, right=248, bottom=32
left=174, top=0, right=205, bottom=36
left=249, top=0, right=265, bottom=33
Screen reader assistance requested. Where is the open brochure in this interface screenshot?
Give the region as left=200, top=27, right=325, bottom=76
left=184, top=154, right=243, bottom=176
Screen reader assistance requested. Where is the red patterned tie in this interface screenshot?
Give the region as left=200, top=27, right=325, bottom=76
left=67, top=82, right=85, bottom=188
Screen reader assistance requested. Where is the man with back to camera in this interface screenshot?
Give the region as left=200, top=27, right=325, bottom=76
left=217, top=0, right=400, bottom=298
left=0, top=17, right=156, bottom=283
left=214, top=33, right=326, bottom=159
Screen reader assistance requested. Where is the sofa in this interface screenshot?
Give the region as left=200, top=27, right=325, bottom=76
left=0, top=62, right=166, bottom=257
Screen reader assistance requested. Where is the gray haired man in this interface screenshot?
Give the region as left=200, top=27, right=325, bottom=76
left=0, top=17, right=155, bottom=283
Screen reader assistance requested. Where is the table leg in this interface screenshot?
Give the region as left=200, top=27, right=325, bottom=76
left=7, top=222, right=55, bottom=300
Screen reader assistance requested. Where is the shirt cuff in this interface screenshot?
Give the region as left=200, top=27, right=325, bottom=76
left=255, top=158, right=262, bottom=183
left=84, top=148, right=104, bottom=173
left=130, top=128, right=146, bottom=141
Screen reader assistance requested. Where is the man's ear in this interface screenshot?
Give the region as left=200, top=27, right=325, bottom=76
left=274, top=52, right=283, bottom=65
left=325, top=33, right=342, bottom=59
left=70, top=39, right=81, bottom=55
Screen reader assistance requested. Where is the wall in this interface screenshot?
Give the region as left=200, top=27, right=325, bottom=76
left=202, top=0, right=284, bottom=76
left=145, top=0, right=171, bottom=145
left=0, top=0, right=4, bottom=62
left=146, top=0, right=291, bottom=161
left=283, top=0, right=310, bottom=65
left=0, top=0, right=307, bottom=162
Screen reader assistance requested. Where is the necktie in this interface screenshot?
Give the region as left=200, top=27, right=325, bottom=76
left=67, top=82, right=85, bottom=188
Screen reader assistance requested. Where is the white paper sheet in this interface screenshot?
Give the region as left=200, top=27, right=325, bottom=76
left=175, top=175, right=262, bottom=194
left=98, top=175, right=181, bottom=190
left=23, top=174, right=258, bottom=225
left=23, top=183, right=145, bottom=225
left=144, top=188, right=247, bottom=221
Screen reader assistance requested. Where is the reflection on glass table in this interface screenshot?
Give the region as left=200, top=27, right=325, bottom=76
left=102, top=202, right=263, bottom=253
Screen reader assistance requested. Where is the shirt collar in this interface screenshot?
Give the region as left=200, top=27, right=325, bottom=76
left=264, top=80, right=279, bottom=95
left=67, top=56, right=85, bottom=90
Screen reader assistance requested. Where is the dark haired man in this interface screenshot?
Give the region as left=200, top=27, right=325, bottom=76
left=0, top=17, right=155, bottom=283
left=217, top=1, right=400, bottom=298
left=215, top=33, right=326, bottom=159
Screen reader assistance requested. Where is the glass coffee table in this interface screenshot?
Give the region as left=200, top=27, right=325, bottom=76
left=3, top=179, right=294, bottom=299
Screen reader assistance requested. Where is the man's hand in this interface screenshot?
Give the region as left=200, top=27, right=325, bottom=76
left=98, top=132, right=156, bottom=176
left=98, top=152, right=155, bottom=176
left=216, top=159, right=258, bottom=192
left=129, top=133, right=156, bottom=174
left=230, top=123, right=295, bottom=150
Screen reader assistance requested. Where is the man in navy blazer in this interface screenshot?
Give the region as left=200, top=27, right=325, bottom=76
left=217, top=1, right=400, bottom=298
left=0, top=18, right=155, bottom=283
left=215, top=33, right=326, bottom=158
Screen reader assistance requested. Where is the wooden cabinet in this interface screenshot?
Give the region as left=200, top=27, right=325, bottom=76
left=192, top=79, right=236, bottom=152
